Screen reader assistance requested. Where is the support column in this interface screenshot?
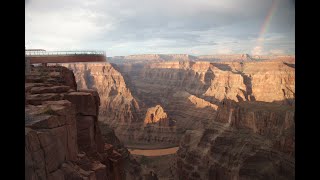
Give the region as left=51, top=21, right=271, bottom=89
left=25, top=56, right=31, bottom=74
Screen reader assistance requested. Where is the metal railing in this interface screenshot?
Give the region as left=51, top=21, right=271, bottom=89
left=25, top=50, right=106, bottom=57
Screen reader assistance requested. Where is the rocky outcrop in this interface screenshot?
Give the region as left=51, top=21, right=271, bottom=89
left=202, top=64, right=247, bottom=102
left=176, top=99, right=295, bottom=180
left=215, top=100, right=295, bottom=156
left=63, top=63, right=141, bottom=126
left=240, top=61, right=294, bottom=104
left=25, top=65, right=150, bottom=180
left=144, top=105, right=169, bottom=126
left=166, top=91, right=218, bottom=130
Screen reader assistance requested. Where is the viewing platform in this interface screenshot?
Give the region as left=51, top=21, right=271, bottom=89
left=25, top=50, right=107, bottom=64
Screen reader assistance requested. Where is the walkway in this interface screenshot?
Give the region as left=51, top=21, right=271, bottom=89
left=25, top=50, right=106, bottom=64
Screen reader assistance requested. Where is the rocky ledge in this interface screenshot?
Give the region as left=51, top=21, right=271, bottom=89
left=25, top=65, right=157, bottom=180
left=176, top=99, right=295, bottom=180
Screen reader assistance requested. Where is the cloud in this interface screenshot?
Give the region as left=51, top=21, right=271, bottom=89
left=25, top=0, right=295, bottom=56
left=251, top=46, right=264, bottom=55
left=269, top=49, right=285, bottom=55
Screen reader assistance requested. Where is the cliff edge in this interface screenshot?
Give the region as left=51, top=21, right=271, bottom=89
left=25, top=65, right=157, bottom=180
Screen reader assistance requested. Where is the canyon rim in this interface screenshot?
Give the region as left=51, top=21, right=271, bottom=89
left=25, top=0, right=295, bottom=179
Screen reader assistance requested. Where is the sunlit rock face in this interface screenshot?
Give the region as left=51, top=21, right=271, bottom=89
left=63, top=62, right=141, bottom=125
left=116, top=60, right=294, bottom=131
left=61, top=59, right=294, bottom=149
left=144, top=105, right=169, bottom=126
left=52, top=56, right=295, bottom=179
left=117, top=60, right=294, bottom=106
left=63, top=62, right=179, bottom=146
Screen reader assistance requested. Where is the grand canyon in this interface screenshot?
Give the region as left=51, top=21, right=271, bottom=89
left=25, top=53, right=295, bottom=180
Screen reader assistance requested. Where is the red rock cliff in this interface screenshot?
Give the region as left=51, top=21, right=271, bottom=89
left=63, top=62, right=179, bottom=147
left=176, top=99, right=294, bottom=180
left=25, top=65, right=151, bottom=180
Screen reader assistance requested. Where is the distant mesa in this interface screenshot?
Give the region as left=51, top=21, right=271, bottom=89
left=108, top=53, right=295, bottom=64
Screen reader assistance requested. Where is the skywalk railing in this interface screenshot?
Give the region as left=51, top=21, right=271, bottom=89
left=25, top=50, right=106, bottom=57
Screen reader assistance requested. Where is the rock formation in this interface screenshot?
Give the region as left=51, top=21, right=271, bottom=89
left=61, top=63, right=179, bottom=147
left=31, top=53, right=295, bottom=179
left=116, top=60, right=294, bottom=134
left=56, top=58, right=294, bottom=152
left=176, top=99, right=295, bottom=180
left=27, top=52, right=295, bottom=180
left=60, top=59, right=294, bottom=148
left=25, top=65, right=155, bottom=180
left=144, top=105, right=169, bottom=126
left=63, top=63, right=141, bottom=126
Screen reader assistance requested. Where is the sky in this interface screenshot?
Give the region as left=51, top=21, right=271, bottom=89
left=25, top=0, right=295, bottom=56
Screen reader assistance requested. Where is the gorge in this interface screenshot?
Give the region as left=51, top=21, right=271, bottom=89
left=25, top=54, right=295, bottom=180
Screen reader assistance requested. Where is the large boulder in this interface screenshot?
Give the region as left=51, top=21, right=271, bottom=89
left=64, top=92, right=98, bottom=116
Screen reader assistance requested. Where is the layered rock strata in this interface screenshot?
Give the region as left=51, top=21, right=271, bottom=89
left=63, top=63, right=179, bottom=147
left=144, top=105, right=169, bottom=126
left=116, top=60, right=294, bottom=134
left=25, top=65, right=154, bottom=180
left=63, top=63, right=141, bottom=126
left=59, top=60, right=294, bottom=147
left=176, top=99, right=295, bottom=180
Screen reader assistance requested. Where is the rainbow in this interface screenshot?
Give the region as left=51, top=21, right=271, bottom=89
left=253, top=0, right=279, bottom=53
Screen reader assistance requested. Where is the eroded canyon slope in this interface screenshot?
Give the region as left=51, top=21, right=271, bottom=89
left=65, top=63, right=141, bottom=125
left=116, top=60, right=294, bottom=132
left=54, top=54, right=295, bottom=179
left=60, top=58, right=294, bottom=149
left=25, top=65, right=158, bottom=180
left=114, top=57, right=295, bottom=179
left=177, top=99, right=294, bottom=179
left=63, top=63, right=179, bottom=147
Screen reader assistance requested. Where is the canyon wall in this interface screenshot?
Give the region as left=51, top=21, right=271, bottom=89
left=25, top=65, right=156, bottom=180
left=63, top=63, right=141, bottom=126
left=63, top=63, right=179, bottom=147
left=176, top=99, right=295, bottom=180
left=40, top=57, right=296, bottom=179
left=116, top=60, right=294, bottom=133
left=59, top=60, right=294, bottom=148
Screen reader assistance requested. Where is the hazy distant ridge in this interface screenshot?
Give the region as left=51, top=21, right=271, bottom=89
left=108, top=54, right=295, bottom=64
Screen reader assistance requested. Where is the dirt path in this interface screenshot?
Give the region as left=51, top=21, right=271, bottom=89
left=128, top=147, right=179, bottom=156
